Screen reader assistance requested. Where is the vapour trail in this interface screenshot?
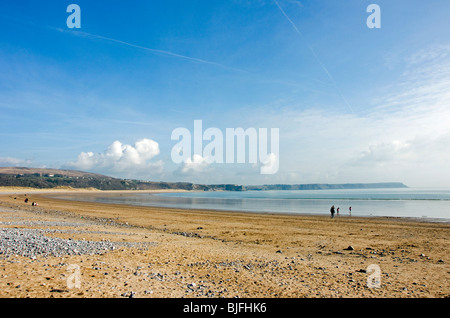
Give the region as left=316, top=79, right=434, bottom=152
left=0, top=13, right=240, bottom=72
left=274, top=0, right=354, bottom=113
left=68, top=30, right=247, bottom=74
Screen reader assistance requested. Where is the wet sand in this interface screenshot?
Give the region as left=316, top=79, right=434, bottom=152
left=0, top=189, right=448, bottom=298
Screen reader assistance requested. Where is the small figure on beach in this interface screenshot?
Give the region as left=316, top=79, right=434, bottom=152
left=330, top=205, right=335, bottom=218
left=337, top=207, right=340, bottom=215
left=349, top=206, right=352, bottom=216
left=24, top=198, right=28, bottom=203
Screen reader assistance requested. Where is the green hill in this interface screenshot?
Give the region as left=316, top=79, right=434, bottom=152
left=0, top=167, right=407, bottom=191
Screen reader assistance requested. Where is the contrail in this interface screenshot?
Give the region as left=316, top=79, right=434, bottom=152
left=66, top=29, right=247, bottom=73
left=3, top=14, right=341, bottom=98
left=0, top=14, right=239, bottom=72
left=274, top=0, right=354, bottom=113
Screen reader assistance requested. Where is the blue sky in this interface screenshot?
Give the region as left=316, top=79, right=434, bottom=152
left=1, top=1, right=450, bottom=187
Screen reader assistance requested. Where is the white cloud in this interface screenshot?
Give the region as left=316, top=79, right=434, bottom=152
left=352, top=140, right=412, bottom=166
left=405, top=44, right=450, bottom=66
left=66, top=138, right=163, bottom=179
left=178, top=154, right=211, bottom=175
left=259, top=153, right=279, bottom=175
left=0, top=157, right=32, bottom=167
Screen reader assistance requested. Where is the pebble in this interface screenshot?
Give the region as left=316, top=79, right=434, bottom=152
left=0, top=207, right=156, bottom=259
left=0, top=228, right=116, bottom=258
left=0, top=227, right=154, bottom=259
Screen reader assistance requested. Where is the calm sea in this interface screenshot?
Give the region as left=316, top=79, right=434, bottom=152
left=55, top=188, right=450, bottom=222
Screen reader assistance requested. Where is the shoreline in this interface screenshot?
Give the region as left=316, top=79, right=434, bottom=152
left=38, top=189, right=450, bottom=224
left=0, top=190, right=449, bottom=298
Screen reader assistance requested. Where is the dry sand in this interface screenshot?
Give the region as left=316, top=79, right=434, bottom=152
left=0, top=189, right=448, bottom=298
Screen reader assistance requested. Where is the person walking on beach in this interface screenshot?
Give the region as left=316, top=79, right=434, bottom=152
left=337, top=207, right=340, bottom=215
left=349, top=206, right=352, bottom=216
left=330, top=205, right=335, bottom=218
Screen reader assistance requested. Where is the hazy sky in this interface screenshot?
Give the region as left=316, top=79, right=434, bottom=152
left=1, top=1, right=450, bottom=187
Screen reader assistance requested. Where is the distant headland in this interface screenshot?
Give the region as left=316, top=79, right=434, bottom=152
left=0, top=167, right=408, bottom=191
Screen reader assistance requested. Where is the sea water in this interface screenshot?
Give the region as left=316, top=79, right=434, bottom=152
left=56, top=188, right=450, bottom=222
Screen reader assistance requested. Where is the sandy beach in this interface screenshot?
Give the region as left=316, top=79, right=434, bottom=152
left=0, top=188, right=448, bottom=298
